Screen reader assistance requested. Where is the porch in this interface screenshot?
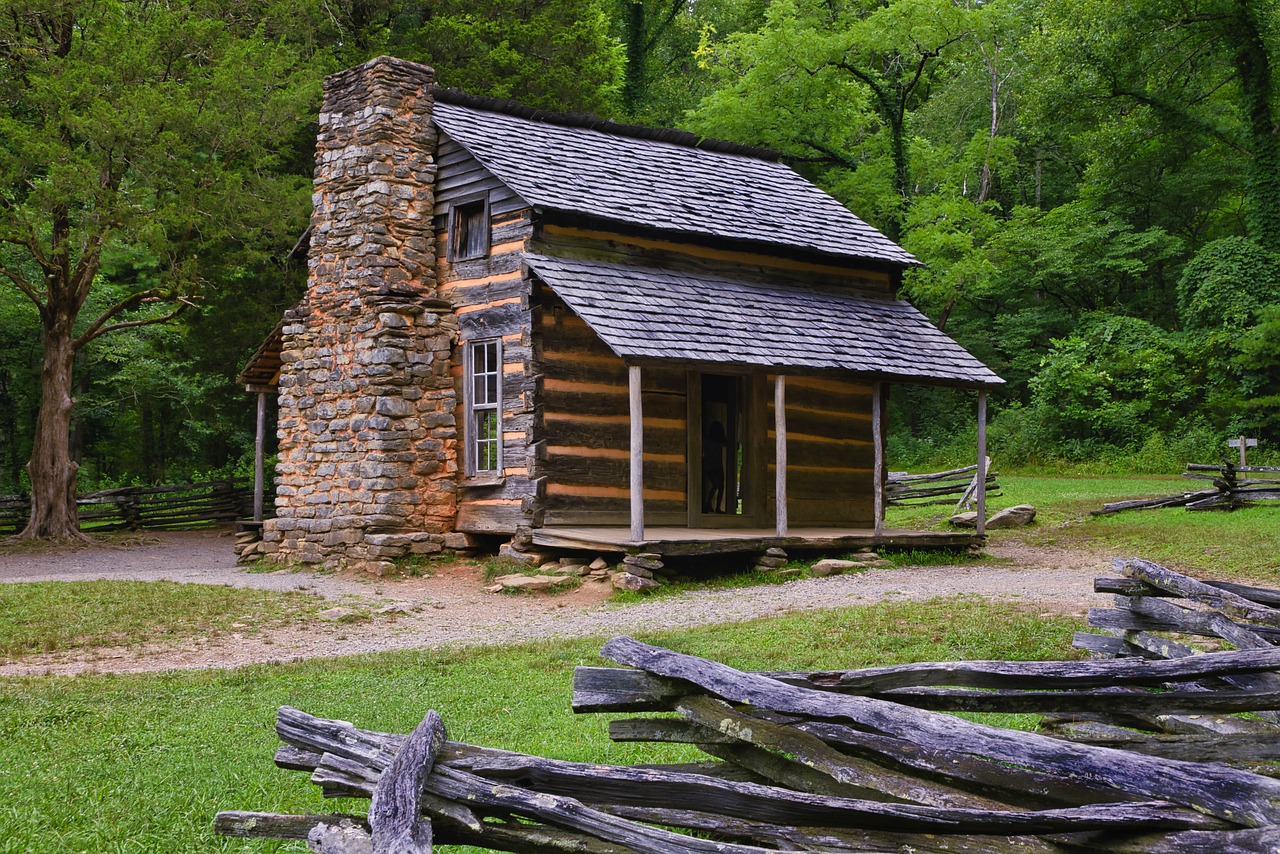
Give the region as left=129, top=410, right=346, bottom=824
left=531, top=525, right=982, bottom=557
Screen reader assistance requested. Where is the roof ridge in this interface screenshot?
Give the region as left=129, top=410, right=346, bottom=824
left=432, top=86, right=782, bottom=163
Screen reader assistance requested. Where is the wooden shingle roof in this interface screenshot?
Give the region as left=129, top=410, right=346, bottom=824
left=432, top=98, right=918, bottom=267
left=524, top=254, right=1002, bottom=387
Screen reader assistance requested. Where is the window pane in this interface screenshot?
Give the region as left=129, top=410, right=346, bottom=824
left=476, top=411, right=498, bottom=472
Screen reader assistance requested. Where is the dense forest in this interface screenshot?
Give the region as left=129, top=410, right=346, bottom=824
left=1, top=0, right=1277, bottom=499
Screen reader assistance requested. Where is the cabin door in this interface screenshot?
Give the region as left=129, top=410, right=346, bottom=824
left=689, top=372, right=763, bottom=527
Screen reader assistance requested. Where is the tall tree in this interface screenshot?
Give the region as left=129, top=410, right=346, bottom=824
left=691, top=0, right=974, bottom=237
left=1032, top=0, right=1280, bottom=250
left=0, top=0, right=320, bottom=539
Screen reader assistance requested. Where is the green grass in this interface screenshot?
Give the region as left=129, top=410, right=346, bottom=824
left=0, top=598, right=1080, bottom=852
left=887, top=474, right=1280, bottom=581
left=0, top=581, right=327, bottom=659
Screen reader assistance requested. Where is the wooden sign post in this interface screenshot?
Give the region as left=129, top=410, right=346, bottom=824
left=1228, top=435, right=1258, bottom=467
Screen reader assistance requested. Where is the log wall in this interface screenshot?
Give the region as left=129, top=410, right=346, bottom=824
left=534, top=224, right=896, bottom=298
left=768, top=375, right=876, bottom=527
left=534, top=288, right=688, bottom=526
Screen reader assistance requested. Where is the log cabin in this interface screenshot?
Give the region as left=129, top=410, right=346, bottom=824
left=240, top=56, right=1003, bottom=570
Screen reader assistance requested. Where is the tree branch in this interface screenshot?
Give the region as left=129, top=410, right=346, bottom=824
left=75, top=303, right=190, bottom=348
left=0, top=263, right=44, bottom=310
left=72, top=288, right=188, bottom=349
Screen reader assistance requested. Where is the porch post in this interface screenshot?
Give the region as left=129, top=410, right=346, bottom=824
left=775, top=374, right=787, bottom=537
left=629, top=365, right=644, bottom=543
left=872, top=381, right=884, bottom=538
left=976, top=390, right=988, bottom=537
left=253, top=390, right=267, bottom=523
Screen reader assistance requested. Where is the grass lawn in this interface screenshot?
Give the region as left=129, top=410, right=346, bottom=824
left=887, top=473, right=1280, bottom=581
left=0, top=599, right=1080, bottom=853
left=0, top=581, right=328, bottom=660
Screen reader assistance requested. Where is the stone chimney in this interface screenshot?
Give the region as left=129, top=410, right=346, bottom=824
left=263, top=57, right=459, bottom=572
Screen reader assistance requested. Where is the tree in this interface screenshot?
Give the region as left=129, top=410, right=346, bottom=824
left=0, top=1, right=320, bottom=539
left=1031, top=0, right=1280, bottom=250
left=691, top=0, right=975, bottom=237
left=327, top=0, right=626, bottom=113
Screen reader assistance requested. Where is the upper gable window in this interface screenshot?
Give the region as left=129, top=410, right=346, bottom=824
left=449, top=195, right=490, bottom=261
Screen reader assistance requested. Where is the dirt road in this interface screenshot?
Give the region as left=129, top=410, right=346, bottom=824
left=0, top=529, right=1112, bottom=677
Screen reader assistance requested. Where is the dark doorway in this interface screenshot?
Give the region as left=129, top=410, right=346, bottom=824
left=691, top=373, right=759, bottom=526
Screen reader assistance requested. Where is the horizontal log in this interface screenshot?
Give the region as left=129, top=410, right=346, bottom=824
left=875, top=685, right=1280, bottom=714
left=1094, top=577, right=1280, bottom=608
left=214, top=810, right=368, bottom=840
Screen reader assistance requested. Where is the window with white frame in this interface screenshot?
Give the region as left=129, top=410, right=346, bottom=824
left=466, top=339, right=502, bottom=476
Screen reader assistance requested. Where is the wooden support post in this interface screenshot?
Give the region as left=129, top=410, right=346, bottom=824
left=775, top=374, right=787, bottom=537
left=976, top=390, right=988, bottom=537
left=629, top=366, right=644, bottom=544
left=253, top=390, right=267, bottom=523
left=872, top=382, right=884, bottom=538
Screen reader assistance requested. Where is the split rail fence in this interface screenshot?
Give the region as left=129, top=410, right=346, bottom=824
left=1093, top=462, right=1280, bottom=514
left=885, top=461, right=1000, bottom=508
left=0, top=479, right=252, bottom=534
left=219, top=557, right=1280, bottom=853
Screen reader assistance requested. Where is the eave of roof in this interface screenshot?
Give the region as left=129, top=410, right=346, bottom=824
left=524, top=253, right=1003, bottom=388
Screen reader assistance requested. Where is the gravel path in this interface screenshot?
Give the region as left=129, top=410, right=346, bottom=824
left=0, top=530, right=1112, bottom=677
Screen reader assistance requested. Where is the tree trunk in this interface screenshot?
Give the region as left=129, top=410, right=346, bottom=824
left=1233, top=0, right=1280, bottom=252
left=18, top=315, right=84, bottom=541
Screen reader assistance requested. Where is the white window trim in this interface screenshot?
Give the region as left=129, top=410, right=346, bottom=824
left=464, top=338, right=503, bottom=477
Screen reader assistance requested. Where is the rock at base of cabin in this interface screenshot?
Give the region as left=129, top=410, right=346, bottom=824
left=624, top=554, right=664, bottom=571
left=360, top=560, right=396, bottom=577
left=755, top=555, right=788, bottom=569
left=317, top=607, right=357, bottom=622
left=948, top=511, right=979, bottom=528
left=811, top=559, right=859, bottom=577
left=765, top=547, right=787, bottom=558
left=498, top=543, right=547, bottom=566
left=777, top=567, right=805, bottom=578
left=589, top=556, right=610, bottom=571
left=987, top=504, right=1037, bottom=528
left=442, top=532, right=481, bottom=550
left=612, top=571, right=661, bottom=593
left=490, top=573, right=573, bottom=592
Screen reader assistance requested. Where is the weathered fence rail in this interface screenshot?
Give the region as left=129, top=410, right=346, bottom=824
left=886, top=462, right=1001, bottom=507
left=1093, top=462, right=1280, bottom=515
left=219, top=560, right=1280, bottom=853
left=0, top=479, right=253, bottom=534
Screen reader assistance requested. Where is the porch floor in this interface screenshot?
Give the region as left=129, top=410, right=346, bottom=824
left=531, top=526, right=981, bottom=557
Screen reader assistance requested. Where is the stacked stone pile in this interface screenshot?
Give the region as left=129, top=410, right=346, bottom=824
left=752, top=547, right=788, bottom=573
left=235, top=529, right=264, bottom=563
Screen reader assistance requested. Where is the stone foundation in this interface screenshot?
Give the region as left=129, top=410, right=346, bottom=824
left=262, top=56, right=458, bottom=571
